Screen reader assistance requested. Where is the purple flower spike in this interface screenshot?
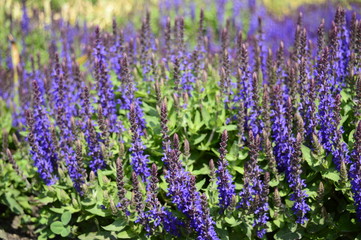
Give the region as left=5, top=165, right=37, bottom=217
left=216, top=130, right=235, bottom=211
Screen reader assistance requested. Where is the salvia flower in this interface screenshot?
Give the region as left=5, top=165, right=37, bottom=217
left=350, top=122, right=361, bottom=221
left=239, top=131, right=263, bottom=212
left=215, top=130, right=235, bottom=211
left=165, top=135, right=219, bottom=240
left=85, top=119, right=106, bottom=172
left=26, top=81, right=58, bottom=185
left=129, top=103, right=150, bottom=182
left=142, top=164, right=183, bottom=236
left=271, top=85, right=293, bottom=171
left=66, top=140, right=86, bottom=195
left=116, top=155, right=130, bottom=214
left=253, top=172, right=270, bottom=238
left=93, top=26, right=120, bottom=133
left=287, top=133, right=310, bottom=224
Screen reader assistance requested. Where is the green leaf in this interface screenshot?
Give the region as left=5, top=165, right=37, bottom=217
left=233, top=166, right=244, bottom=175
left=301, top=145, right=312, bottom=167
left=81, top=198, right=96, bottom=207
left=56, top=189, right=71, bottom=202
left=216, top=228, right=230, bottom=240
left=4, top=192, right=23, bottom=214
left=192, top=165, right=210, bottom=175
left=78, top=231, right=115, bottom=240
left=117, top=230, right=137, bottom=239
left=273, top=219, right=282, bottom=228
left=49, top=207, right=65, bottom=214
left=323, top=169, right=340, bottom=182
left=225, top=216, right=240, bottom=227
left=61, top=211, right=72, bottom=225
left=274, top=228, right=301, bottom=240
left=85, top=205, right=109, bottom=217
left=228, top=141, right=240, bottom=160
left=193, top=133, right=207, bottom=145
left=50, top=221, right=65, bottom=235
left=341, top=90, right=351, bottom=102
left=60, top=226, right=71, bottom=237
left=219, top=125, right=237, bottom=132
left=101, top=218, right=127, bottom=232
left=196, top=178, right=206, bottom=190
left=269, top=179, right=279, bottom=187
left=37, top=196, right=56, bottom=204
left=349, top=129, right=356, bottom=144
left=201, top=108, right=211, bottom=127
left=346, top=203, right=356, bottom=213
left=339, top=213, right=361, bottom=232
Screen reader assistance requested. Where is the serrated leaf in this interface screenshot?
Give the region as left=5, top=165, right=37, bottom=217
left=50, top=221, right=65, bottom=235
left=323, top=170, right=340, bottom=182
left=101, top=218, right=127, bottom=232
left=4, top=192, right=23, bottom=214
left=61, top=211, right=72, bottom=225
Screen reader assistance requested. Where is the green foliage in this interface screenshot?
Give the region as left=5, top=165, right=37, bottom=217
left=1, top=1, right=361, bottom=240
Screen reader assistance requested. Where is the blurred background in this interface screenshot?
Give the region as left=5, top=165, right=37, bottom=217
left=0, top=0, right=360, bottom=72
left=1, top=0, right=360, bottom=28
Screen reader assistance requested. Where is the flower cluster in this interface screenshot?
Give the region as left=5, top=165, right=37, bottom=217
left=3, top=1, right=361, bottom=239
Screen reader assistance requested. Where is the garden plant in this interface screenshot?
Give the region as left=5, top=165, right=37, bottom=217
left=1, top=0, right=361, bottom=239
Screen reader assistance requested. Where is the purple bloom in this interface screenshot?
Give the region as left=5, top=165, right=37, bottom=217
left=142, top=164, right=183, bottom=236
left=239, top=132, right=263, bottom=211
left=286, top=133, right=310, bottom=224
left=216, top=130, right=235, bottom=211
left=26, top=81, right=58, bottom=185
left=165, top=135, right=219, bottom=240
left=271, top=85, right=292, bottom=171
left=350, top=122, right=361, bottom=221
left=93, top=26, right=120, bottom=133
left=253, top=172, right=270, bottom=238
left=85, top=119, right=106, bottom=172
left=129, top=103, right=150, bottom=182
